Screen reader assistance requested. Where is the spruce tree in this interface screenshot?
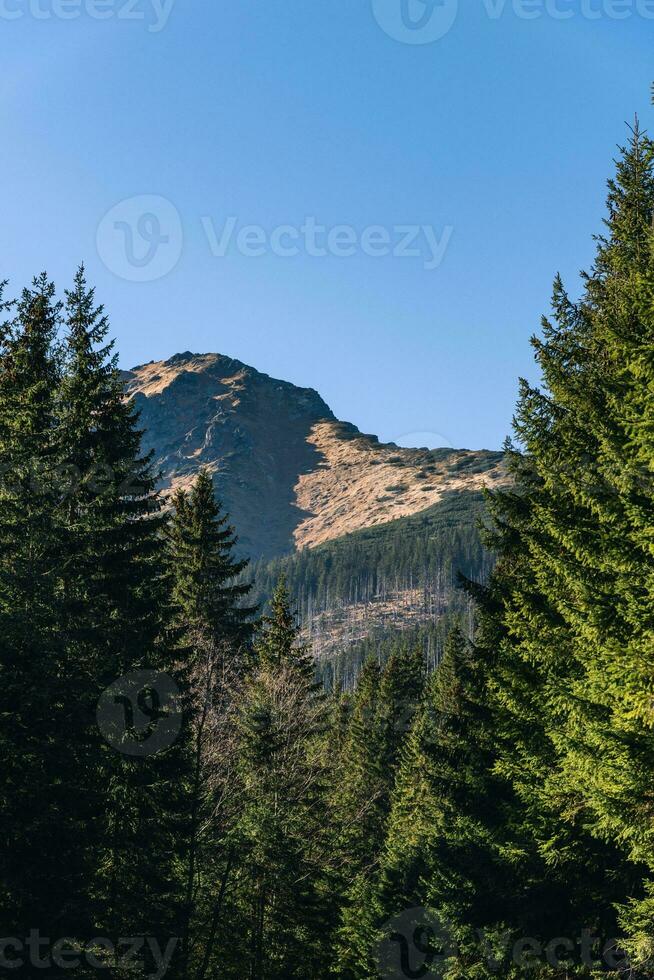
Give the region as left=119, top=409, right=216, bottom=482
left=334, top=648, right=426, bottom=976
left=56, top=268, right=192, bottom=972
left=255, top=577, right=313, bottom=679
left=167, top=468, right=257, bottom=977
left=343, top=628, right=508, bottom=979
left=376, top=646, right=425, bottom=803
left=218, top=581, right=333, bottom=979
left=169, top=469, right=256, bottom=653
left=0, top=275, right=68, bottom=939
left=469, top=121, right=654, bottom=973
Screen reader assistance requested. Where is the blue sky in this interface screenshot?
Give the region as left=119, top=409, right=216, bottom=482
left=1, top=0, right=651, bottom=450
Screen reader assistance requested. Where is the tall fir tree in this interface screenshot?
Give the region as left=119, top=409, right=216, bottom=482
left=55, top=268, right=192, bottom=973
left=469, top=121, right=654, bottom=974
left=169, top=469, right=256, bottom=654
left=255, top=577, right=313, bottom=679
left=216, top=580, right=334, bottom=979
left=167, top=468, right=257, bottom=977
left=0, top=275, right=69, bottom=939
left=334, top=648, right=425, bottom=977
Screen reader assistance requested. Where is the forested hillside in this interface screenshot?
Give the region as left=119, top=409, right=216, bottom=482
left=249, top=489, right=494, bottom=672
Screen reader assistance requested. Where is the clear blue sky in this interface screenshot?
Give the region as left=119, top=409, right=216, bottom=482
left=1, top=0, right=651, bottom=450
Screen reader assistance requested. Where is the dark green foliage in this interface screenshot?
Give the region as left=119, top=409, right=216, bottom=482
left=323, top=116, right=654, bottom=980
left=169, top=468, right=256, bottom=653
left=249, top=491, right=493, bottom=621
left=475, top=123, right=654, bottom=973
left=0, top=270, right=192, bottom=976
left=216, top=582, right=336, bottom=979
left=0, top=275, right=68, bottom=937
left=255, top=577, right=314, bottom=680
left=57, top=269, right=191, bottom=961
left=167, top=470, right=258, bottom=978
left=331, top=647, right=427, bottom=976
left=395, top=120, right=654, bottom=978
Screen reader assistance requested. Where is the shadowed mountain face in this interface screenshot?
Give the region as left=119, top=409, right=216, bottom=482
left=122, top=352, right=334, bottom=560
left=123, top=352, right=505, bottom=562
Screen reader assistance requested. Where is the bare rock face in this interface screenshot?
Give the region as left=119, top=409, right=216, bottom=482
left=123, top=352, right=505, bottom=561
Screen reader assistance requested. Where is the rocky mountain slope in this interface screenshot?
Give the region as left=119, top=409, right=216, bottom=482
left=123, top=351, right=506, bottom=562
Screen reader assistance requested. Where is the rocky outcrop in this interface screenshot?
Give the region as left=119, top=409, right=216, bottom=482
left=123, top=352, right=505, bottom=561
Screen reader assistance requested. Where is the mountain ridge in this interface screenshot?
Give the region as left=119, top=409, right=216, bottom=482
left=123, top=351, right=506, bottom=563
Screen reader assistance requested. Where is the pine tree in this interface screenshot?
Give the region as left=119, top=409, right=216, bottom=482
left=0, top=275, right=68, bottom=938
left=217, top=582, right=333, bottom=979
left=333, top=656, right=383, bottom=867
left=167, top=468, right=258, bottom=977
left=169, top=469, right=256, bottom=654
left=468, top=121, right=654, bottom=974
left=334, top=648, right=426, bottom=977
left=341, top=628, right=507, bottom=979
left=376, top=646, right=425, bottom=804
left=55, top=268, right=192, bottom=972
left=255, top=577, right=313, bottom=679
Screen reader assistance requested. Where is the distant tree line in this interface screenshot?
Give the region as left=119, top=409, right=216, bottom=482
left=247, top=492, right=493, bottom=687
left=249, top=493, right=493, bottom=619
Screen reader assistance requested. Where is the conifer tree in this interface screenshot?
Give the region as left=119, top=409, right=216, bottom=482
left=169, top=469, right=256, bottom=653
left=333, top=656, right=383, bottom=868
left=0, top=275, right=68, bottom=938
left=334, top=648, right=425, bottom=976
left=255, top=577, right=313, bottom=679
left=167, top=469, right=258, bottom=977
left=55, top=268, right=192, bottom=971
left=376, top=646, right=424, bottom=802
left=470, top=121, right=654, bottom=973
left=341, top=628, right=507, bottom=979
left=218, top=581, right=333, bottom=979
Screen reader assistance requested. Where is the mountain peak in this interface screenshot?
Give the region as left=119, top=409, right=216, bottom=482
left=124, top=352, right=335, bottom=419
left=124, top=351, right=504, bottom=560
